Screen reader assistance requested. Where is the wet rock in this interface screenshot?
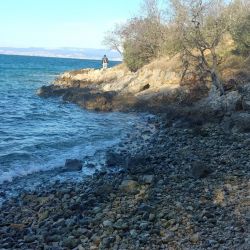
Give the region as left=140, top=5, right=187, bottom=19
left=63, top=159, right=82, bottom=171
left=106, top=151, right=125, bottom=167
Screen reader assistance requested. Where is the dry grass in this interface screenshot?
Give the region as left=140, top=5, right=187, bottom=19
left=141, top=54, right=182, bottom=72
left=220, top=55, right=250, bottom=83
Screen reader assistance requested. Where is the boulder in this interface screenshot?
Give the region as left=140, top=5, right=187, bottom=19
left=106, top=151, right=125, bottom=167
left=231, top=112, right=250, bottom=132
left=242, top=99, right=250, bottom=111
left=239, top=83, right=250, bottom=111
left=63, top=159, right=82, bottom=172
left=197, top=86, right=242, bottom=114
left=119, top=180, right=139, bottom=193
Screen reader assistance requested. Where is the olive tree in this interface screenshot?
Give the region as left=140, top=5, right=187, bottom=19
left=102, top=24, right=123, bottom=56
left=171, top=0, right=230, bottom=94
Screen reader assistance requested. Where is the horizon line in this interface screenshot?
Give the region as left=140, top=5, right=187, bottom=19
left=0, top=52, right=123, bottom=62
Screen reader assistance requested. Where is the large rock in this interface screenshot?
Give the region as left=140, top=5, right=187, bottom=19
left=37, top=85, right=68, bottom=97
left=231, top=112, right=250, bottom=132
left=106, top=151, right=125, bottom=167
left=197, top=86, right=242, bottom=114
left=242, top=100, right=250, bottom=111
left=119, top=180, right=139, bottom=194
left=63, top=159, right=82, bottom=172
left=238, top=83, right=250, bottom=111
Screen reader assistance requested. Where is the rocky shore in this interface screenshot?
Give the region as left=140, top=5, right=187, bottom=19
left=1, top=62, right=249, bottom=249
left=0, top=113, right=249, bottom=249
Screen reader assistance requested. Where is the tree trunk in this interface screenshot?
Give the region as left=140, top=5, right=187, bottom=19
left=211, top=69, right=224, bottom=95
left=210, top=47, right=224, bottom=95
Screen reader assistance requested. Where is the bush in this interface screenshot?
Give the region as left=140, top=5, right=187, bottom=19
left=231, top=14, right=250, bottom=57
left=123, top=41, right=151, bottom=72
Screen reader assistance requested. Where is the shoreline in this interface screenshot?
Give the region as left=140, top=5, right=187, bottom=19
left=0, top=113, right=249, bottom=249
left=1, top=64, right=249, bottom=249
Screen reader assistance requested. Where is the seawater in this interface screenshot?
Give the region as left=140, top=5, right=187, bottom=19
left=0, top=55, right=144, bottom=197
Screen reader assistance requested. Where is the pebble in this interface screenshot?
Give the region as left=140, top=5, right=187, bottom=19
left=0, top=116, right=248, bottom=249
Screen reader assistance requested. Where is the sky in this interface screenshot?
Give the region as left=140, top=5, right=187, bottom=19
left=0, top=0, right=141, bottom=49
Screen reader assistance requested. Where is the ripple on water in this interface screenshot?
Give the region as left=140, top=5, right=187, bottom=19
left=0, top=55, right=142, bottom=201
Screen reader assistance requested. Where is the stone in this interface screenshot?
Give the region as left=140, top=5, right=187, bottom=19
left=62, top=236, right=79, bottom=248
left=119, top=180, right=139, bottom=193
left=140, top=175, right=154, bottom=184
left=38, top=210, right=49, bottom=222
left=103, top=220, right=113, bottom=227
left=24, top=235, right=36, bottom=243
left=190, top=161, right=212, bottom=178
left=190, top=233, right=200, bottom=243
left=231, top=112, right=250, bottom=132
left=130, top=229, right=138, bottom=238
left=91, top=235, right=101, bottom=246
left=161, top=231, right=175, bottom=243
left=106, top=151, right=125, bottom=167
left=149, top=213, right=155, bottom=221
left=113, top=219, right=129, bottom=230
left=242, top=100, right=250, bottom=111
left=101, top=237, right=115, bottom=248
left=63, top=159, right=82, bottom=171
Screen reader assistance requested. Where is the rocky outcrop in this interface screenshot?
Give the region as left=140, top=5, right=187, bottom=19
left=37, top=56, right=250, bottom=129
left=37, top=57, right=183, bottom=112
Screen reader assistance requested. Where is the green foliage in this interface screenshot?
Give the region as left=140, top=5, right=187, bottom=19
left=123, top=42, right=147, bottom=72
left=121, top=17, right=164, bottom=71
left=231, top=14, right=250, bottom=57
left=104, top=0, right=250, bottom=72
left=123, top=41, right=148, bottom=72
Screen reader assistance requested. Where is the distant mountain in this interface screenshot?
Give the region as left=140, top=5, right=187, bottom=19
left=0, top=47, right=122, bottom=61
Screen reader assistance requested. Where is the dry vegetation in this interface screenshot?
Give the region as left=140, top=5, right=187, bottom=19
left=104, top=0, right=250, bottom=96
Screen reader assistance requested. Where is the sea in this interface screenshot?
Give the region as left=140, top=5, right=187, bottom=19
left=0, top=54, right=145, bottom=202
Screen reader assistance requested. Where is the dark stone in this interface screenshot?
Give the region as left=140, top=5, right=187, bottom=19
left=63, top=159, right=82, bottom=172
left=106, top=151, right=125, bottom=167
left=125, top=154, right=154, bottom=174
left=231, top=112, right=250, bottom=132
left=190, top=161, right=212, bottom=178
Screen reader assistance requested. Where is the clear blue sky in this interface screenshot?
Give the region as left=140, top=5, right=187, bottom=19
left=0, top=0, right=141, bottom=48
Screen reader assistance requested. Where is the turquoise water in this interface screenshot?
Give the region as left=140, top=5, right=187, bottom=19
left=0, top=55, right=141, bottom=187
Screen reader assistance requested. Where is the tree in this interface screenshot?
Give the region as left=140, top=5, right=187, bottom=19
left=102, top=24, right=123, bottom=56
left=228, top=0, right=250, bottom=57
left=102, top=0, right=167, bottom=71
left=121, top=16, right=166, bottom=71
left=120, top=0, right=166, bottom=71
left=171, top=0, right=229, bottom=94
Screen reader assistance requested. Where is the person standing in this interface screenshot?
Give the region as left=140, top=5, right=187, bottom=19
left=102, top=55, right=109, bottom=69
